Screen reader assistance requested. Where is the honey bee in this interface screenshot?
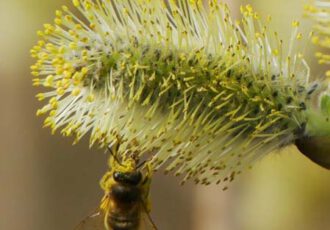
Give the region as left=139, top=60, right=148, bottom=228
left=75, top=141, right=157, bottom=230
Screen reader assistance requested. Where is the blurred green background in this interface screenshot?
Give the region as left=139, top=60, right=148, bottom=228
left=0, top=0, right=329, bottom=229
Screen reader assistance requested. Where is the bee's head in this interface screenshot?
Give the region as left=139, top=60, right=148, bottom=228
left=113, top=170, right=143, bottom=186
left=111, top=155, right=146, bottom=186
left=107, top=139, right=146, bottom=185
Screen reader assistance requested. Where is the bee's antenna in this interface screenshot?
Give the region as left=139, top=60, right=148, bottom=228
left=107, top=141, right=123, bottom=166
left=136, top=160, right=146, bottom=169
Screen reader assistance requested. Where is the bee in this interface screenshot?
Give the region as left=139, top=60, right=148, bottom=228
left=75, top=141, right=158, bottom=230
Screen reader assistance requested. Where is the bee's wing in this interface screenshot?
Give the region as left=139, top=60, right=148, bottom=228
left=75, top=210, right=106, bottom=230
left=139, top=211, right=158, bottom=230
left=139, top=202, right=158, bottom=230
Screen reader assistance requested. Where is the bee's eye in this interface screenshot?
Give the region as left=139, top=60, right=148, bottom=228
left=128, top=171, right=142, bottom=185
left=113, top=171, right=124, bottom=183
left=113, top=171, right=142, bottom=185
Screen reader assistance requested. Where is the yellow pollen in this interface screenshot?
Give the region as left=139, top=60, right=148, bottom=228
left=36, top=93, right=45, bottom=101
left=54, top=18, right=62, bottom=25
left=73, top=0, right=80, bottom=7
left=87, top=94, right=95, bottom=102
left=55, top=10, right=62, bottom=17
left=56, top=87, right=65, bottom=96
left=72, top=88, right=81, bottom=96
left=292, top=21, right=300, bottom=27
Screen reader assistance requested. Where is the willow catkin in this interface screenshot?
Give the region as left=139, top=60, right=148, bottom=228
left=31, top=0, right=328, bottom=187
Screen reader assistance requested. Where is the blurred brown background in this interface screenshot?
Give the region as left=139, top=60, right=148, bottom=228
left=0, top=0, right=329, bottom=229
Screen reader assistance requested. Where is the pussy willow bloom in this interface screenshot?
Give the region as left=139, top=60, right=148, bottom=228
left=31, top=0, right=324, bottom=187
left=306, top=1, right=330, bottom=69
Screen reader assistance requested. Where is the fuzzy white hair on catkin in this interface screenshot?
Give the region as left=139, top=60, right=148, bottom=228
left=31, top=0, right=328, bottom=187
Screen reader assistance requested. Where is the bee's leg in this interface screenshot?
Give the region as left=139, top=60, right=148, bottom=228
left=99, top=194, right=111, bottom=230
left=141, top=163, right=152, bottom=186
left=104, top=209, right=111, bottom=230
left=145, top=161, right=153, bottom=178
left=141, top=162, right=153, bottom=212
left=140, top=163, right=158, bottom=229
left=100, top=172, right=112, bottom=191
